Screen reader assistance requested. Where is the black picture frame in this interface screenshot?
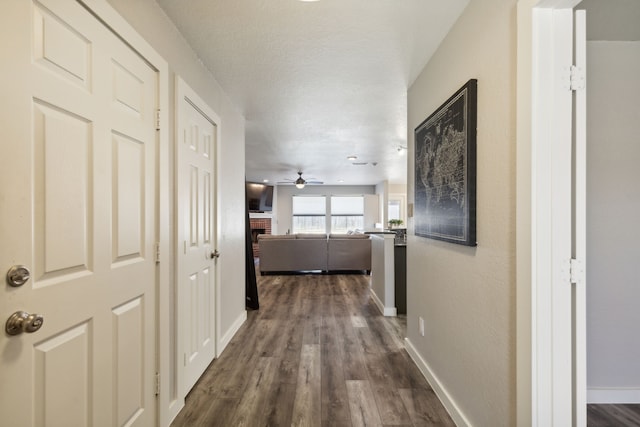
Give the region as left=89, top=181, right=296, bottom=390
left=414, top=79, right=477, bottom=246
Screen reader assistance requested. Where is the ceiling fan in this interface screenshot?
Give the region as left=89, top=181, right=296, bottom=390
left=277, top=172, right=323, bottom=189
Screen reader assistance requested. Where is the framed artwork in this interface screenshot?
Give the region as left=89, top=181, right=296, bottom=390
left=414, top=79, right=477, bottom=246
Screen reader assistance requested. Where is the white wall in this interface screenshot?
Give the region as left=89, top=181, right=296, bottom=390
left=275, top=185, right=376, bottom=234
left=406, top=0, right=516, bottom=425
left=364, top=194, right=380, bottom=229
left=376, top=181, right=389, bottom=228
left=586, top=41, right=640, bottom=402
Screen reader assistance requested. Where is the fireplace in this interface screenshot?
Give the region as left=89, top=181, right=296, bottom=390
left=251, top=228, right=265, bottom=243
left=249, top=218, right=271, bottom=257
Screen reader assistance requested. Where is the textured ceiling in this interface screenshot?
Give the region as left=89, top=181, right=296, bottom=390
left=157, top=0, right=469, bottom=185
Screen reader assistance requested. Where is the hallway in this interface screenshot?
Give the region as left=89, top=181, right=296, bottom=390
left=171, top=273, right=455, bottom=426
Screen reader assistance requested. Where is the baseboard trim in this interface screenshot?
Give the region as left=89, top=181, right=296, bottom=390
left=587, top=388, right=640, bottom=404
left=370, top=290, right=397, bottom=317
left=405, top=337, right=472, bottom=427
left=384, top=306, right=397, bottom=317
left=370, top=289, right=385, bottom=314
left=217, top=310, right=247, bottom=357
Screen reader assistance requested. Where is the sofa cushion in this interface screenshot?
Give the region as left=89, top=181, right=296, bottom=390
left=258, top=234, right=327, bottom=272
left=295, top=233, right=328, bottom=239
left=329, top=233, right=370, bottom=239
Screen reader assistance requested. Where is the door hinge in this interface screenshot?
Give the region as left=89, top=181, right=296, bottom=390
left=155, top=109, right=161, bottom=130
left=154, top=242, right=160, bottom=263
left=568, top=65, right=586, bottom=91
left=155, top=372, right=160, bottom=396
left=570, top=258, right=585, bottom=284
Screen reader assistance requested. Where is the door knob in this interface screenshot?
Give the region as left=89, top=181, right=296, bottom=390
left=210, top=250, right=220, bottom=259
left=6, top=265, right=30, bottom=287
left=6, top=311, right=44, bottom=336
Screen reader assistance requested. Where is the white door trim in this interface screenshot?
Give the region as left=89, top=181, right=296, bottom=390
left=572, top=10, right=587, bottom=426
left=517, top=0, right=582, bottom=426
left=80, top=1, right=172, bottom=425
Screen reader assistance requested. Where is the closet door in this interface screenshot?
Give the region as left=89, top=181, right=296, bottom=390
left=0, top=1, right=159, bottom=425
left=176, top=77, right=220, bottom=395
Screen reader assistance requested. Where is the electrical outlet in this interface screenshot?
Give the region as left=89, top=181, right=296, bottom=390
left=419, top=317, right=425, bottom=337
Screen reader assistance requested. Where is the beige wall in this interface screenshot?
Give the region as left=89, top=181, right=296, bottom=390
left=106, top=0, right=247, bottom=351
left=406, top=0, right=517, bottom=425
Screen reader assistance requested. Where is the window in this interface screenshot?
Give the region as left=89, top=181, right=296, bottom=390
left=388, top=194, right=406, bottom=224
left=330, top=196, right=364, bottom=233
left=388, top=200, right=401, bottom=221
left=292, top=196, right=326, bottom=234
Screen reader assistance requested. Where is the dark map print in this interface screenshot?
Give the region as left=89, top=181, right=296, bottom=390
left=414, top=81, right=476, bottom=246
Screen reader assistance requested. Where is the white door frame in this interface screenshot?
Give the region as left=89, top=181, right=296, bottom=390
left=79, top=1, right=171, bottom=425
left=516, top=1, right=583, bottom=426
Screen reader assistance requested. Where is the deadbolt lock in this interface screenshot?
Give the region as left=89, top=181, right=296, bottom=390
left=7, top=265, right=30, bottom=287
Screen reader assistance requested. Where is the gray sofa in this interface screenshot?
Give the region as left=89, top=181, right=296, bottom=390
left=257, top=233, right=371, bottom=274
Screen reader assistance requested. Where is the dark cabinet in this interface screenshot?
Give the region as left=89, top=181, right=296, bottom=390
left=394, top=244, right=406, bottom=315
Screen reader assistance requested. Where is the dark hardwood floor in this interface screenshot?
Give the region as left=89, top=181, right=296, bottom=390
left=171, top=272, right=455, bottom=426
left=588, top=404, right=640, bottom=427
left=170, top=270, right=640, bottom=426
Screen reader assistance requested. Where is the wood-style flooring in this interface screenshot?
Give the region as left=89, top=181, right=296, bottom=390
left=171, top=272, right=455, bottom=426
left=588, top=404, right=640, bottom=427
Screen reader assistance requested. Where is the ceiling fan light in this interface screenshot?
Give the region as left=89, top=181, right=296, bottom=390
left=295, top=182, right=305, bottom=189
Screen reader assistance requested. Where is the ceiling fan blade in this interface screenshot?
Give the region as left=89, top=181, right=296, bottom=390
left=275, top=172, right=322, bottom=185
left=274, top=181, right=323, bottom=186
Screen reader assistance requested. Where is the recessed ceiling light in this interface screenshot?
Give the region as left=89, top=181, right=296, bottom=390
left=338, top=179, right=344, bottom=183
left=347, top=155, right=357, bottom=161
left=263, top=179, right=269, bottom=183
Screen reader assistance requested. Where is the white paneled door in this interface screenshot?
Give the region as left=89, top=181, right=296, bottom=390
left=1, top=1, right=159, bottom=425
left=176, top=78, right=219, bottom=395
